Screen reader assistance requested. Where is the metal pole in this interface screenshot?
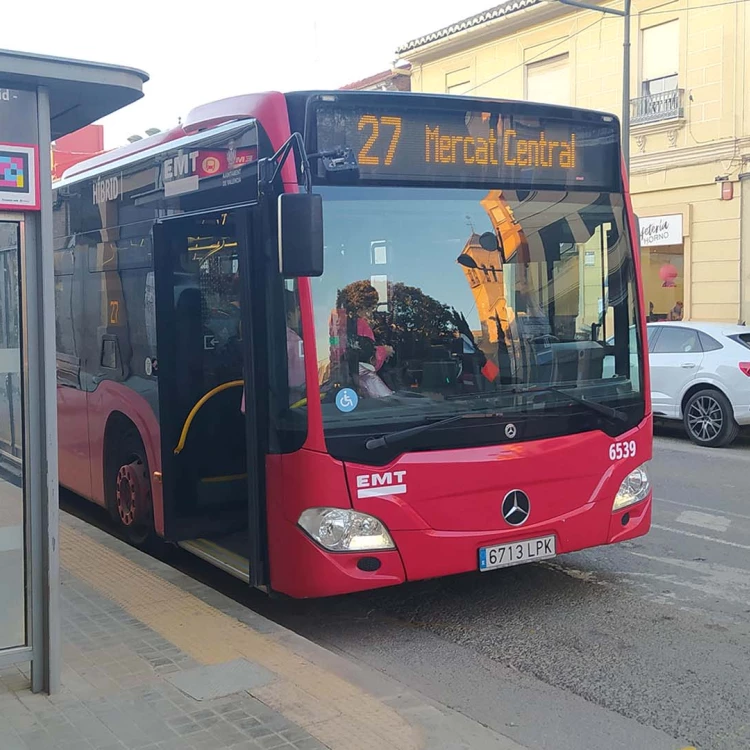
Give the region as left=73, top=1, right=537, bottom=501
left=30, top=86, right=60, bottom=695
left=556, top=0, right=631, bottom=171
left=622, top=0, right=631, bottom=174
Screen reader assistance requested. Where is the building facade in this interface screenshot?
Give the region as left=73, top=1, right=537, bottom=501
left=398, top=0, right=750, bottom=324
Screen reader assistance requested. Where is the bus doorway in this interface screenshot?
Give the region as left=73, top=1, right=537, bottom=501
left=154, top=208, right=261, bottom=582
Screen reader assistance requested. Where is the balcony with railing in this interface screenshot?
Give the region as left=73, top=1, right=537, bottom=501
left=631, top=88, right=685, bottom=125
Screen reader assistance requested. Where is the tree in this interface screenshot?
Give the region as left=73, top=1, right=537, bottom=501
left=335, top=280, right=380, bottom=315
left=371, top=282, right=456, bottom=361
left=327, top=280, right=457, bottom=391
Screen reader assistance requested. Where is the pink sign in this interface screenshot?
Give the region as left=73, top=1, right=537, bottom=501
left=0, top=143, right=40, bottom=211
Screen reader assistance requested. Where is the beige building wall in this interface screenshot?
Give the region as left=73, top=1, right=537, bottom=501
left=402, top=0, right=750, bottom=323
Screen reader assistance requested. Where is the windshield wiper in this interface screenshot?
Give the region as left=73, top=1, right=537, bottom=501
left=514, top=386, right=628, bottom=423
left=365, top=412, right=497, bottom=451
left=364, top=388, right=627, bottom=451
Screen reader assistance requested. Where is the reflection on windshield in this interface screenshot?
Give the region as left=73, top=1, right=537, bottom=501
left=312, top=187, right=641, bottom=430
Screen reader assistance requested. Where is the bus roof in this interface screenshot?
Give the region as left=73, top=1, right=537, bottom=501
left=284, top=89, right=619, bottom=123
left=57, top=91, right=282, bottom=183
left=54, top=118, right=258, bottom=190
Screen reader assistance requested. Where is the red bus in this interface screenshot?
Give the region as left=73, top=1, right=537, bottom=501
left=52, top=90, right=652, bottom=598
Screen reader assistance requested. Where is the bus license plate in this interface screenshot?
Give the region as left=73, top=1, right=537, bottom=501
left=479, top=535, right=556, bottom=571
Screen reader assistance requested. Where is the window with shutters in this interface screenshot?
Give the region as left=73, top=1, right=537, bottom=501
left=633, top=21, right=683, bottom=124
left=641, top=21, right=678, bottom=96
left=525, top=54, right=570, bottom=106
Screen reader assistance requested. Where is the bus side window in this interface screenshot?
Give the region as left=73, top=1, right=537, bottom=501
left=100, top=337, right=118, bottom=370
left=267, top=277, right=308, bottom=455
left=284, top=279, right=305, bottom=400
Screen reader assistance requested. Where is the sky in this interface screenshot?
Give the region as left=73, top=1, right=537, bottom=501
left=5, top=0, right=497, bottom=149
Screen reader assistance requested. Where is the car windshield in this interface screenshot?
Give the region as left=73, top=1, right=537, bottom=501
left=309, top=186, right=643, bottom=458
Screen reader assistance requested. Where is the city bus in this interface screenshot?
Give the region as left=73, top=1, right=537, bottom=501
left=52, top=90, right=652, bottom=598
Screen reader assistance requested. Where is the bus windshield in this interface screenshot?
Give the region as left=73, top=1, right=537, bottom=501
left=310, top=185, right=643, bottom=460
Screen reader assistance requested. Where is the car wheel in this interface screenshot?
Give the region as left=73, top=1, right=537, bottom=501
left=683, top=388, right=739, bottom=448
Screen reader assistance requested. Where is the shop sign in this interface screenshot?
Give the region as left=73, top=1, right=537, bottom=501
left=638, top=214, right=683, bottom=247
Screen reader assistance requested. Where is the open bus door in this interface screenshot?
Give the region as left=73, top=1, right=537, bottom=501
left=153, top=207, right=265, bottom=585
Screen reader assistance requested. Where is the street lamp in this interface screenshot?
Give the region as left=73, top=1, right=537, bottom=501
left=556, top=0, right=632, bottom=173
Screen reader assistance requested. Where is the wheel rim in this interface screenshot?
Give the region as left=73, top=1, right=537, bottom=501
left=687, top=395, right=724, bottom=442
left=116, top=458, right=149, bottom=528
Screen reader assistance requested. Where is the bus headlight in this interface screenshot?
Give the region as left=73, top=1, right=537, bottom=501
left=612, top=464, right=650, bottom=511
left=298, top=508, right=396, bottom=552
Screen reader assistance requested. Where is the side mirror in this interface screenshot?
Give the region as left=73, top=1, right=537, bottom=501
left=278, top=193, right=324, bottom=277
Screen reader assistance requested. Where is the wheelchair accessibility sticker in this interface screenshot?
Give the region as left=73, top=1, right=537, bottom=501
left=335, top=388, right=358, bottom=413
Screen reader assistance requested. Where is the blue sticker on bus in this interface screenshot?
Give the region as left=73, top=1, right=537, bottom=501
left=335, top=388, right=358, bottom=413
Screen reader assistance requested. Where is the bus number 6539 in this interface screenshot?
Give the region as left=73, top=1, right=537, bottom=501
left=609, top=440, right=637, bottom=461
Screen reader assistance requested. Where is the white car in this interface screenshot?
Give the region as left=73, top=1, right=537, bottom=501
left=647, top=321, right=750, bottom=447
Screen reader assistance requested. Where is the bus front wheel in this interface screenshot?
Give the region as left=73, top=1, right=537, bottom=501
left=106, top=423, right=154, bottom=547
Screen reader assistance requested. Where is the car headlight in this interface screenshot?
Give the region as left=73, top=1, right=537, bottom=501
left=612, top=464, right=651, bottom=511
left=298, top=508, right=395, bottom=552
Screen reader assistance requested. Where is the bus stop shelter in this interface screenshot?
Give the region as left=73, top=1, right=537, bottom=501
left=0, top=49, right=148, bottom=693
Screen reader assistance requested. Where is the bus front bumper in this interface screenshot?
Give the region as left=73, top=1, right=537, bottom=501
left=271, top=492, right=651, bottom=599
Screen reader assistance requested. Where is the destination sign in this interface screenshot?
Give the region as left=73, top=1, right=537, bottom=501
left=313, top=103, right=620, bottom=190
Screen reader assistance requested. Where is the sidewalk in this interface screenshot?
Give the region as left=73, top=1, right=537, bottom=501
left=0, top=512, right=527, bottom=750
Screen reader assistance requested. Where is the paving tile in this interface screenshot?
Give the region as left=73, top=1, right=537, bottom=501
left=0, top=734, right=29, bottom=750
left=5, top=711, right=40, bottom=732
left=165, top=715, right=195, bottom=730
left=56, top=740, right=96, bottom=750
left=42, top=723, right=84, bottom=743
left=190, top=739, right=226, bottom=750
left=197, top=715, right=222, bottom=729
left=279, top=726, right=314, bottom=744
left=211, top=724, right=247, bottom=745
left=17, top=728, right=58, bottom=750
left=224, top=708, right=251, bottom=723
left=256, top=734, right=294, bottom=750
left=174, top=721, right=203, bottom=737
left=188, top=709, right=217, bottom=722
left=241, top=723, right=278, bottom=741
left=235, top=716, right=263, bottom=732
left=289, top=740, right=330, bottom=750
left=155, top=739, right=187, bottom=750
left=179, top=728, right=215, bottom=745
left=259, top=715, right=296, bottom=734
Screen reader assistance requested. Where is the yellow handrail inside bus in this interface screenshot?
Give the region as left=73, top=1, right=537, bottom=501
left=174, top=379, right=244, bottom=455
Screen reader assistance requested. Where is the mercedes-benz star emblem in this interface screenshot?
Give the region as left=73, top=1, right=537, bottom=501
left=505, top=423, right=517, bottom=439
left=502, top=489, right=531, bottom=526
